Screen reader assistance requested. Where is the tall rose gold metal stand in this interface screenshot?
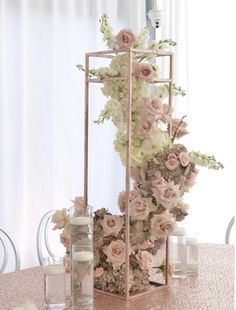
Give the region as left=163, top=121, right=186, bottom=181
left=84, top=48, right=173, bottom=300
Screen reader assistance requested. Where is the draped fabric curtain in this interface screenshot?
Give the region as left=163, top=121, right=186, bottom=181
left=186, top=0, right=236, bottom=244
left=0, top=0, right=146, bottom=269
left=161, top=0, right=235, bottom=244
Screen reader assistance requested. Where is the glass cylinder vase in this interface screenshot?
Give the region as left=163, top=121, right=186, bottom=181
left=186, top=232, right=199, bottom=275
left=70, top=204, right=93, bottom=310
left=169, top=227, right=187, bottom=279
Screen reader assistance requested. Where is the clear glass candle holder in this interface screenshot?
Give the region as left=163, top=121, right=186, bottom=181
left=169, top=227, right=187, bottom=279
left=43, top=256, right=66, bottom=310
left=70, top=204, right=93, bottom=310
left=186, top=232, right=199, bottom=275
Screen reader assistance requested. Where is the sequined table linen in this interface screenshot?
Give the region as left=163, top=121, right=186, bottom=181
left=0, top=244, right=234, bottom=310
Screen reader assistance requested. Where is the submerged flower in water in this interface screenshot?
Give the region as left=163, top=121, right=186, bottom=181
left=60, top=227, right=70, bottom=250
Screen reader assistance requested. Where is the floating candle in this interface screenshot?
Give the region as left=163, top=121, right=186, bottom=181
left=186, top=237, right=198, bottom=246
left=70, top=216, right=92, bottom=226
left=43, top=265, right=65, bottom=275
left=73, top=251, right=93, bottom=262
left=187, top=259, right=198, bottom=275
left=172, top=228, right=186, bottom=236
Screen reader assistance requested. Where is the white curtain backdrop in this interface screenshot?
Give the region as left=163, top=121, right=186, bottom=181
left=0, top=0, right=146, bottom=269
left=160, top=0, right=236, bottom=244
left=186, top=0, right=236, bottom=244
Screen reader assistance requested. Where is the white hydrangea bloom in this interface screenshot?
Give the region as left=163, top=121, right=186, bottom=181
left=152, top=85, right=169, bottom=99
left=141, top=129, right=171, bottom=157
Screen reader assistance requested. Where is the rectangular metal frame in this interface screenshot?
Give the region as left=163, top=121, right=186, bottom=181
left=84, top=48, right=173, bottom=300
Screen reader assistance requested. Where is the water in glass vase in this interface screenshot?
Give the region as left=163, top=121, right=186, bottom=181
left=169, top=228, right=187, bottom=279
left=70, top=210, right=93, bottom=310
left=186, top=235, right=199, bottom=275
left=72, top=250, right=93, bottom=310
left=43, top=264, right=65, bottom=309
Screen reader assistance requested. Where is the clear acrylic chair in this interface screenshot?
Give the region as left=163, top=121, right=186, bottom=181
left=0, top=228, right=21, bottom=273
left=36, top=210, right=64, bottom=265
left=225, top=216, right=235, bottom=244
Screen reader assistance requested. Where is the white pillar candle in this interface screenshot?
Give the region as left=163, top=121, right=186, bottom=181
left=70, top=216, right=92, bottom=226
left=43, top=265, right=65, bottom=275
left=73, top=251, right=93, bottom=262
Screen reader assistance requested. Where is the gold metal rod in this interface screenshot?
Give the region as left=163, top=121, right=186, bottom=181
left=168, top=54, right=174, bottom=136
left=124, top=48, right=133, bottom=301
left=87, top=77, right=128, bottom=83
left=86, top=48, right=173, bottom=57
left=166, top=237, right=169, bottom=285
left=84, top=54, right=90, bottom=206
left=86, top=78, right=171, bottom=84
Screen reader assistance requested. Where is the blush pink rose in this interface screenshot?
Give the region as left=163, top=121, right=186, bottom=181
left=136, top=250, right=154, bottom=270
left=150, top=213, right=175, bottom=238
left=138, top=119, right=152, bottom=136
left=94, top=267, right=104, bottom=278
left=165, top=158, right=180, bottom=171
left=103, top=240, right=126, bottom=268
left=178, top=152, right=190, bottom=167
left=100, top=215, right=124, bottom=237
left=142, top=97, right=163, bottom=121
left=118, top=189, right=140, bottom=212
left=152, top=181, right=180, bottom=209
left=130, top=196, right=150, bottom=220
left=133, top=63, right=154, bottom=82
left=116, top=28, right=137, bottom=48
left=52, top=208, right=69, bottom=230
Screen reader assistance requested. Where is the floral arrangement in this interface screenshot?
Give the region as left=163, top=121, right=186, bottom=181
left=52, top=15, right=223, bottom=294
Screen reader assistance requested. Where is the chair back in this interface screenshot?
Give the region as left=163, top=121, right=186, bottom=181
left=0, top=228, right=20, bottom=273
left=36, top=210, right=65, bottom=265
left=225, top=216, right=235, bottom=244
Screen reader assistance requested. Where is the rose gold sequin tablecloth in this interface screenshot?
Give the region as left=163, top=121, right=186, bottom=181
left=0, top=244, right=234, bottom=310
